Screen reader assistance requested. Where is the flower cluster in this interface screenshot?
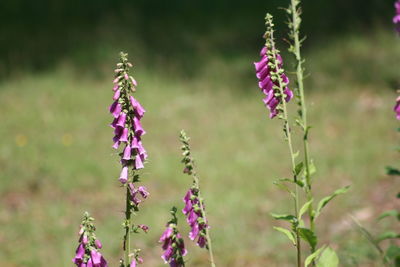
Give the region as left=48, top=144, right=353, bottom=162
left=254, top=15, right=293, bottom=119
left=109, top=52, right=147, bottom=184
left=73, top=212, right=108, bottom=267
left=394, top=0, right=400, bottom=34
left=128, top=183, right=150, bottom=206
left=179, top=130, right=210, bottom=248
left=182, top=188, right=208, bottom=248
left=394, top=96, right=400, bottom=120
left=159, top=207, right=187, bottom=267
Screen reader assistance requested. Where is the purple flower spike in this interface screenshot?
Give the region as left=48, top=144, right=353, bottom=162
left=159, top=208, right=186, bottom=267
left=254, top=43, right=293, bottom=118
left=73, top=212, right=108, bottom=267
left=109, top=53, right=148, bottom=186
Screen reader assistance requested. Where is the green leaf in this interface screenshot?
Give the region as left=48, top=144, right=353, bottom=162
left=299, top=199, right=313, bottom=219
left=305, top=246, right=326, bottom=267
left=385, top=166, right=400, bottom=176
left=293, top=150, right=300, bottom=159
left=316, top=247, right=339, bottom=267
left=298, top=227, right=317, bottom=250
left=273, top=180, right=295, bottom=198
left=378, top=210, right=399, bottom=221
left=377, top=231, right=400, bottom=243
left=295, top=161, right=304, bottom=176
left=273, top=227, right=296, bottom=245
left=308, top=159, right=316, bottom=176
left=315, top=185, right=350, bottom=219
left=270, top=213, right=296, bottom=222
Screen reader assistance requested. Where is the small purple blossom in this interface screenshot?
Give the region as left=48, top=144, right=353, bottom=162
left=394, top=0, right=400, bottom=33
left=73, top=212, right=108, bottom=267
left=159, top=208, right=187, bottom=267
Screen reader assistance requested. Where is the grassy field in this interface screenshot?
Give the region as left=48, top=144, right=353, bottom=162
left=0, top=29, right=399, bottom=266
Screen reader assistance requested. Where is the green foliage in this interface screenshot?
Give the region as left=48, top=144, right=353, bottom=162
left=378, top=210, right=400, bottom=221
left=315, top=186, right=350, bottom=219
left=298, top=227, right=317, bottom=250
left=305, top=246, right=326, bottom=267
left=316, top=247, right=339, bottom=267
left=273, top=227, right=296, bottom=245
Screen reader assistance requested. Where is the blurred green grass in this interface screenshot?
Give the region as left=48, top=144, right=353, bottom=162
left=0, top=29, right=399, bottom=266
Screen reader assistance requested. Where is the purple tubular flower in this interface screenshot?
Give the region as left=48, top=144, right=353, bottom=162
left=254, top=45, right=293, bottom=118
left=123, top=145, right=132, bottom=160
left=394, top=0, right=400, bottom=33
left=119, top=166, right=128, bottom=184
left=394, top=96, right=400, bottom=120
left=182, top=188, right=209, bottom=248
left=73, top=213, right=108, bottom=267
left=159, top=210, right=186, bottom=267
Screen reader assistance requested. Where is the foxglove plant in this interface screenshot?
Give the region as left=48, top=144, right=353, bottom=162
left=255, top=8, right=349, bottom=267
left=109, top=52, right=149, bottom=266
left=73, top=212, right=108, bottom=267
left=394, top=0, right=400, bottom=34
left=179, top=130, right=216, bottom=267
left=159, top=207, right=187, bottom=267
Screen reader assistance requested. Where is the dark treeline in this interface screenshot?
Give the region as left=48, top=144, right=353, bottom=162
left=0, top=0, right=393, bottom=78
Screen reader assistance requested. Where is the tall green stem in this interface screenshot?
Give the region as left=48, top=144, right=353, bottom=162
left=270, top=27, right=301, bottom=267
left=290, top=0, right=316, bottom=236
left=124, top=187, right=132, bottom=266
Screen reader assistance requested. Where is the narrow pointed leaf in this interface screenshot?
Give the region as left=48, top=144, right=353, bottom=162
left=299, top=199, right=313, bottom=219
left=273, top=227, right=296, bottom=245
left=378, top=210, right=399, bottom=221
left=315, top=186, right=350, bottom=219
left=270, top=213, right=296, bottom=222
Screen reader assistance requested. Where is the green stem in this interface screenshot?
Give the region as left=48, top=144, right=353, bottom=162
left=124, top=186, right=132, bottom=266
left=290, top=0, right=316, bottom=237
left=193, top=173, right=216, bottom=267
left=270, top=30, right=301, bottom=267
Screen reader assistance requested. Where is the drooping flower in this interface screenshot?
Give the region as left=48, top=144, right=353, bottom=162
left=73, top=212, right=108, bottom=267
left=394, top=0, right=400, bottom=33
left=394, top=96, right=400, bottom=120
left=254, top=15, right=293, bottom=119
left=159, top=207, right=187, bottom=267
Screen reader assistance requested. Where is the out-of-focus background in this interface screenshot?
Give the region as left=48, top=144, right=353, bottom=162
left=0, top=0, right=399, bottom=266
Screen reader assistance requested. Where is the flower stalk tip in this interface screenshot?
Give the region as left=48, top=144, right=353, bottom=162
left=73, top=212, right=108, bottom=267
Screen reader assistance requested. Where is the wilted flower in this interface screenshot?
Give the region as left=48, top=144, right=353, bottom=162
left=254, top=14, right=293, bottom=119
left=159, top=207, right=187, bottom=267
left=73, top=212, right=108, bottom=267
